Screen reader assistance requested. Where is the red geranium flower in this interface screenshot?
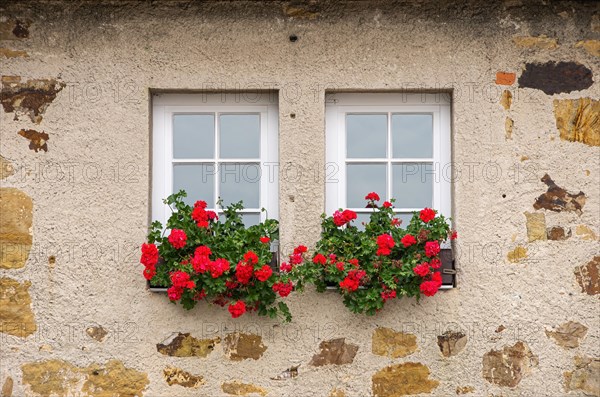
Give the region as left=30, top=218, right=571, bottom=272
left=312, top=254, right=327, bottom=265
left=167, top=286, right=183, bottom=301
left=381, top=289, right=397, bottom=301
left=243, top=251, right=259, bottom=265
left=170, top=271, right=195, bottom=289
left=235, top=261, right=254, bottom=284
left=424, top=241, right=440, bottom=257
left=450, top=230, right=458, bottom=240
left=208, top=258, right=230, bottom=278
left=194, top=200, right=207, bottom=209
left=340, top=277, right=360, bottom=292
left=195, top=246, right=212, bottom=257
left=168, top=229, right=187, bottom=249
left=376, top=234, right=395, bottom=256
left=365, top=192, right=380, bottom=201
left=431, top=271, right=442, bottom=286
left=260, top=236, right=270, bottom=244
left=279, top=262, right=292, bottom=273
left=207, top=210, right=218, bottom=220
left=228, top=301, right=246, bottom=318
left=333, top=209, right=357, bottom=227
left=413, top=262, right=430, bottom=277
left=143, top=265, right=156, bottom=280
left=419, top=208, right=436, bottom=223
left=273, top=280, right=293, bottom=297
left=335, top=262, right=345, bottom=271
left=140, top=243, right=159, bottom=267
left=383, top=201, right=392, bottom=208
left=255, top=265, right=273, bottom=282
left=419, top=280, right=440, bottom=296
left=289, top=253, right=302, bottom=265
left=430, top=258, right=442, bottom=269
left=192, top=245, right=212, bottom=273
left=293, top=245, right=308, bottom=254
left=401, top=234, right=417, bottom=248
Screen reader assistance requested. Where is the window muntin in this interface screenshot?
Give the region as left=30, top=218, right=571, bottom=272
left=326, top=93, right=451, bottom=231
left=152, top=94, right=278, bottom=227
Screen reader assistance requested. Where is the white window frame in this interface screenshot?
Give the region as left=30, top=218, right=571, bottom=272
left=152, top=93, right=279, bottom=225
left=325, top=92, right=451, bottom=223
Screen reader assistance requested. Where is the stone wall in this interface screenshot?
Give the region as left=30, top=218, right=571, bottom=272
left=0, top=1, right=598, bottom=396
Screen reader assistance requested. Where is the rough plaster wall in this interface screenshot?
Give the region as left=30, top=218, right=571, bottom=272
left=0, top=1, right=599, bottom=396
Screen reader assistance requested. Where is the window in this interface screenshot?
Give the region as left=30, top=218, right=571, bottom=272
left=325, top=92, right=451, bottom=231
left=152, top=93, right=278, bottom=226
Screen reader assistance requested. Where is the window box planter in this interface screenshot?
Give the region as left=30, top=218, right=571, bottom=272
left=140, top=192, right=292, bottom=321
left=287, top=193, right=457, bottom=315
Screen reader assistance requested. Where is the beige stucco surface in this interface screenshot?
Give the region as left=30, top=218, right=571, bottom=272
left=0, top=1, right=599, bottom=396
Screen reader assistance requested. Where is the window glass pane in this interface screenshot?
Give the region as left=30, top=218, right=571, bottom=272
left=219, top=114, right=260, bottom=159
left=346, top=114, right=387, bottom=158
left=354, top=212, right=371, bottom=231
left=241, top=213, right=261, bottom=227
left=173, top=114, right=214, bottom=159
left=393, top=212, right=414, bottom=228
left=219, top=213, right=261, bottom=227
left=392, top=114, right=433, bottom=158
left=346, top=164, right=386, bottom=208
left=173, top=164, right=215, bottom=206
left=218, top=163, right=260, bottom=208
left=392, top=163, right=433, bottom=208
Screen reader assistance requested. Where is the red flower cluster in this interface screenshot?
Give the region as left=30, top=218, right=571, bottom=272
left=279, top=262, right=292, bottom=273
left=208, top=258, right=230, bottom=278
left=339, top=269, right=366, bottom=292
left=401, top=234, right=416, bottom=248
left=236, top=261, right=254, bottom=284
left=168, top=229, right=187, bottom=249
left=192, top=245, right=212, bottom=273
left=190, top=246, right=230, bottom=278
left=424, top=241, right=440, bottom=257
left=191, top=200, right=218, bottom=228
left=312, top=253, right=327, bottom=265
left=333, top=209, right=357, bottom=227
left=365, top=192, right=380, bottom=201
left=413, top=262, right=430, bottom=277
left=255, top=265, right=273, bottom=282
left=376, top=234, right=395, bottom=256
left=383, top=201, right=392, bottom=208
left=260, top=236, right=270, bottom=244
left=272, top=280, right=293, bottom=297
left=228, top=301, right=246, bottom=318
left=294, top=245, right=308, bottom=254
left=244, top=251, right=259, bottom=265
left=289, top=245, right=307, bottom=265
left=381, top=289, right=397, bottom=302
left=419, top=272, right=442, bottom=296
left=419, top=208, right=436, bottom=223
left=140, top=243, right=159, bottom=280
left=167, top=271, right=195, bottom=301
left=430, top=258, right=441, bottom=269
left=450, top=230, right=458, bottom=240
